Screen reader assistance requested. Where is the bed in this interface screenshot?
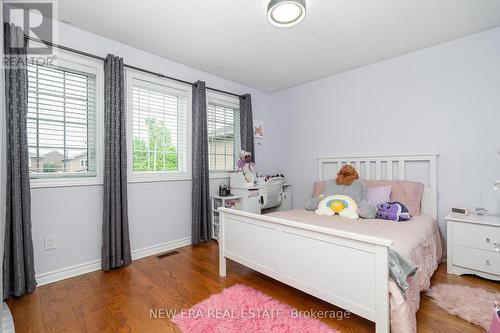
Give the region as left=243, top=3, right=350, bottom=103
left=218, top=154, right=442, bottom=333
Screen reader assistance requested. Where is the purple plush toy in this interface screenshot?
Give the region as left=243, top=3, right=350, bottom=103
left=376, top=201, right=411, bottom=221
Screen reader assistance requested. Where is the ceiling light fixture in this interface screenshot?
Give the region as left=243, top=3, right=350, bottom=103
left=267, top=0, right=307, bottom=28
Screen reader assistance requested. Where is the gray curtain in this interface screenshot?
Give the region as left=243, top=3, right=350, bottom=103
left=191, top=81, right=211, bottom=245
left=102, top=54, right=131, bottom=271
left=3, top=23, right=37, bottom=299
left=239, top=94, right=254, bottom=162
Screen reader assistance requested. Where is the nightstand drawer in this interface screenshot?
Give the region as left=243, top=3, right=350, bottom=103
left=453, top=222, right=500, bottom=252
left=453, top=245, right=500, bottom=276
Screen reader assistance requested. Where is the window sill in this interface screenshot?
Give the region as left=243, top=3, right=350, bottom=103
left=127, top=177, right=191, bottom=184
left=30, top=179, right=103, bottom=189
left=30, top=172, right=232, bottom=188
left=31, top=177, right=193, bottom=188
left=129, top=170, right=192, bottom=183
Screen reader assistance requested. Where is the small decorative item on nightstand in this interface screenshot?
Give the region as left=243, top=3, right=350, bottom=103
left=451, top=207, right=468, bottom=216
left=446, top=212, right=500, bottom=281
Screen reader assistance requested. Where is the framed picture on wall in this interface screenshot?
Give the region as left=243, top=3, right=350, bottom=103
left=254, top=120, right=264, bottom=138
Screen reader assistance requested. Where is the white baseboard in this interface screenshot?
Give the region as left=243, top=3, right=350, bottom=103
left=35, top=237, right=192, bottom=286
left=131, top=237, right=191, bottom=260
left=35, top=258, right=102, bottom=286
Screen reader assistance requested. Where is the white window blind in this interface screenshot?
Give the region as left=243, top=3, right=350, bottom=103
left=207, top=102, right=240, bottom=171
left=27, top=63, right=97, bottom=178
left=132, top=80, right=188, bottom=175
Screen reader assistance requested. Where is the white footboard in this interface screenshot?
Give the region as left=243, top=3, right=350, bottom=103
left=218, top=208, right=393, bottom=333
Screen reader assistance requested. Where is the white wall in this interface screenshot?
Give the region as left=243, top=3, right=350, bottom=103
left=31, top=21, right=281, bottom=278
left=24, top=19, right=500, bottom=280
left=270, top=27, right=500, bottom=235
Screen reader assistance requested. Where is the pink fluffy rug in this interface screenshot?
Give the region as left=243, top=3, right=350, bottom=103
left=171, top=284, right=338, bottom=333
left=426, top=283, right=500, bottom=331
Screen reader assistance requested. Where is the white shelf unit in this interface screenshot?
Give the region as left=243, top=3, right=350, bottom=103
left=211, top=195, right=242, bottom=240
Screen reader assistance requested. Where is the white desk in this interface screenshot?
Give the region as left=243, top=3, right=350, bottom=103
left=230, top=183, right=292, bottom=214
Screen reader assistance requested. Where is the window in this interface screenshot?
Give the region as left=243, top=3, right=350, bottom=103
left=207, top=96, right=240, bottom=172
left=129, top=75, right=190, bottom=180
left=27, top=62, right=97, bottom=179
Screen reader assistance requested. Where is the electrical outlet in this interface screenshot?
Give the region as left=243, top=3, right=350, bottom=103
left=44, top=234, right=56, bottom=250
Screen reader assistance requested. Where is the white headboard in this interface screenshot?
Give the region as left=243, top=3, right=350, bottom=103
left=318, top=154, right=438, bottom=219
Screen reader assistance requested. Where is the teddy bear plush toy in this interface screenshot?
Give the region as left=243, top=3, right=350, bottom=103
left=305, top=165, right=377, bottom=219
left=336, top=164, right=359, bottom=186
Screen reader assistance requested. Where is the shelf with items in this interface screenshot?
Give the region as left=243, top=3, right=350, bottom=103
left=211, top=195, right=242, bottom=241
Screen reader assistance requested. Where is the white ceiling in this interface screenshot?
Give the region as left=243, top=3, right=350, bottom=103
left=58, top=0, right=500, bottom=92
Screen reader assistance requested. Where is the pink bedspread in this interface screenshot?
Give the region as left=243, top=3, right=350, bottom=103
left=267, top=209, right=443, bottom=333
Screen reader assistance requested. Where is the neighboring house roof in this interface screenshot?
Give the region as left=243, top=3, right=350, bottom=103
left=29, top=150, right=88, bottom=161
left=29, top=152, right=45, bottom=159
left=64, top=151, right=87, bottom=161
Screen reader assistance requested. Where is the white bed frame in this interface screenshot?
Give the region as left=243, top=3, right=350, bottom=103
left=218, top=154, right=438, bottom=333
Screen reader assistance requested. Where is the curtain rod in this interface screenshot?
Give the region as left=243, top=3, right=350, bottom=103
left=24, top=35, right=243, bottom=98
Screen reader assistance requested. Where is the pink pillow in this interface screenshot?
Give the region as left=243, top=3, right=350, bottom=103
left=363, top=180, right=424, bottom=216
left=367, top=186, right=392, bottom=207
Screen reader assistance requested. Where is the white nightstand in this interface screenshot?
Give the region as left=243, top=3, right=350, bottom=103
left=446, top=213, right=500, bottom=281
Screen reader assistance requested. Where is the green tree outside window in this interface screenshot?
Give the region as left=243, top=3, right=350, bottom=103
left=133, top=117, right=177, bottom=172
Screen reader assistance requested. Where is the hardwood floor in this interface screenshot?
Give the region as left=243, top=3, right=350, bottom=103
left=7, top=241, right=500, bottom=333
